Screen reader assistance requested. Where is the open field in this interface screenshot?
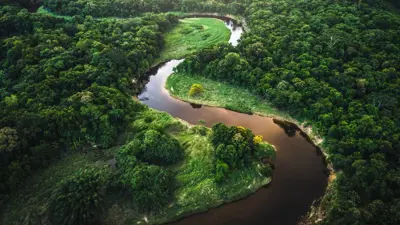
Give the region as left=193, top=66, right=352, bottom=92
left=156, top=18, right=230, bottom=64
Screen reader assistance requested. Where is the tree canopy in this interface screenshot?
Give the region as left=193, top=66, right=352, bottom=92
left=175, top=0, right=400, bottom=224
left=1, top=0, right=400, bottom=224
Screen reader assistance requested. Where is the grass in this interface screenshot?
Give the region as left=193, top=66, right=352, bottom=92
left=1, top=109, right=274, bottom=225
left=156, top=18, right=230, bottom=64
left=166, top=72, right=295, bottom=120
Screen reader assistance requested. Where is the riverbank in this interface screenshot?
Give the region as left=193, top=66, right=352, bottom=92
left=166, top=72, right=328, bottom=157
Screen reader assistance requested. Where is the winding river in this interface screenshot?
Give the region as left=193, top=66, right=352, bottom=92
left=138, top=18, right=328, bottom=225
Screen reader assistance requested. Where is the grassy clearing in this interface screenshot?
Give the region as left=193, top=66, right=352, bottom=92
left=166, top=72, right=295, bottom=120
left=1, top=108, right=273, bottom=225
left=156, top=18, right=230, bottom=64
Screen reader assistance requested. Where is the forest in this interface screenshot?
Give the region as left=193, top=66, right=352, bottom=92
left=1, top=0, right=400, bottom=224
left=174, top=0, right=400, bottom=224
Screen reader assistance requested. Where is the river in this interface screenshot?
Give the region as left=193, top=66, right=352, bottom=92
left=138, top=18, right=328, bottom=225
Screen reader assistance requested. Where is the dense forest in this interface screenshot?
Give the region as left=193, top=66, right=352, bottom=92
left=1, top=0, right=400, bottom=224
left=0, top=4, right=178, bottom=198
left=175, top=0, right=400, bottom=224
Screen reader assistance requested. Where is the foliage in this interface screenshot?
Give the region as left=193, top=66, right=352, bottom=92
left=0, top=5, right=177, bottom=195
left=211, top=123, right=273, bottom=182
left=4, top=0, right=400, bottom=223
left=128, top=164, right=175, bottom=212
left=175, top=0, right=400, bottom=223
left=188, top=83, right=204, bottom=97
left=253, top=135, right=263, bottom=145
left=131, top=129, right=184, bottom=165
left=215, top=160, right=229, bottom=182
left=0, top=127, right=18, bottom=153
left=49, top=166, right=109, bottom=225
left=43, top=0, right=246, bottom=17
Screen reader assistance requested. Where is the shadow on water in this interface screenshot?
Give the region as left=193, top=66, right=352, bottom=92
left=273, top=118, right=298, bottom=137
left=190, top=103, right=202, bottom=109
left=138, top=17, right=328, bottom=225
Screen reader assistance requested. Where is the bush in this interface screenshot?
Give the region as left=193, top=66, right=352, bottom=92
left=211, top=123, right=274, bottom=182
left=215, top=160, right=229, bottom=183
left=259, top=164, right=273, bottom=176
left=49, top=167, right=109, bottom=225
left=0, top=127, right=18, bottom=152
left=188, top=83, right=204, bottom=96
left=215, top=144, right=237, bottom=167
left=117, top=129, right=183, bottom=166
left=253, top=135, right=263, bottom=144
left=191, top=125, right=209, bottom=136
left=129, top=164, right=174, bottom=212
left=138, top=129, right=184, bottom=165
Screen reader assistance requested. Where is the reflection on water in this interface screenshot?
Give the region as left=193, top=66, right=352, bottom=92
left=273, top=119, right=298, bottom=137
left=137, top=18, right=328, bottom=225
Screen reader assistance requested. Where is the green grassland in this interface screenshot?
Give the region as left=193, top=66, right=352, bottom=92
left=1, top=108, right=274, bottom=225
left=156, top=18, right=230, bottom=64
left=166, top=72, right=294, bottom=120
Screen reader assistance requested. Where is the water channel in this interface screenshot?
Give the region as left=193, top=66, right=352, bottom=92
left=138, top=18, right=328, bottom=225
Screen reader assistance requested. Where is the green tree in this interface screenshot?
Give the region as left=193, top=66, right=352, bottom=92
left=49, top=167, right=109, bottom=225
left=129, top=164, right=174, bottom=212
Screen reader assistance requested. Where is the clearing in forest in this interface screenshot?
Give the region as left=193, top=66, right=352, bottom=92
left=157, top=18, right=230, bottom=63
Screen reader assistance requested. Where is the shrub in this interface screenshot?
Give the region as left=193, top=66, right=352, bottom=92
left=259, top=164, right=273, bottom=176
left=215, top=160, right=229, bottom=183
left=49, top=167, right=109, bottom=225
left=211, top=123, right=274, bottom=182
left=191, top=125, right=209, bottom=136
left=138, top=129, right=183, bottom=165
left=0, top=127, right=18, bottom=152
left=215, top=144, right=237, bottom=167
left=129, top=164, right=174, bottom=212
left=117, top=130, right=183, bottom=166
left=188, top=83, right=204, bottom=96
left=253, top=135, right=263, bottom=144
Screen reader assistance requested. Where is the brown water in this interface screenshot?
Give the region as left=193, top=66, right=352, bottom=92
left=138, top=19, right=328, bottom=225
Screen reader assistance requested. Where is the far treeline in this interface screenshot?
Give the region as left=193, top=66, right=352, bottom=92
left=1, top=0, right=400, bottom=225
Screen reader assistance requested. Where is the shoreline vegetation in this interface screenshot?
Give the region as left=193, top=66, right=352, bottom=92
left=166, top=72, right=327, bottom=155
